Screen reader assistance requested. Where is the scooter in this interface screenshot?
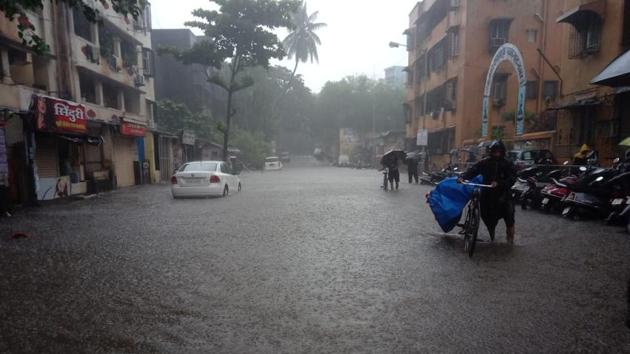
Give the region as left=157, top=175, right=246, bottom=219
left=561, top=168, right=620, bottom=220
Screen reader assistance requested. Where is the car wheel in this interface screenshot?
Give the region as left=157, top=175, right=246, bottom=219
left=223, top=185, right=229, bottom=197
left=238, top=183, right=242, bottom=192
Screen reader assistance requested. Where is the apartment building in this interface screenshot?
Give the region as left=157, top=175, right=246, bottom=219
left=554, top=0, right=630, bottom=163
left=0, top=1, right=155, bottom=204
left=405, top=0, right=563, bottom=166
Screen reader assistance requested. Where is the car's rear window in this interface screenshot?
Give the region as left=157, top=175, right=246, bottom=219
left=179, top=162, right=218, bottom=172
left=266, top=158, right=279, bottom=163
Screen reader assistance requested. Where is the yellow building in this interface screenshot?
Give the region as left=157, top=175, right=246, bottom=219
left=553, top=0, right=630, bottom=164
left=405, top=0, right=564, bottom=167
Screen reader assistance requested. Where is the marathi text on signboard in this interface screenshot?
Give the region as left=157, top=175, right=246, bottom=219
left=32, top=95, right=88, bottom=134
left=120, top=121, right=146, bottom=137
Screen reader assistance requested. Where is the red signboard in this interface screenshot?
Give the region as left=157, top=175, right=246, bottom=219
left=120, top=121, right=146, bottom=137
left=32, top=95, right=87, bottom=134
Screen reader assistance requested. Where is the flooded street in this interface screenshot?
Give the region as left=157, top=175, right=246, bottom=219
left=1, top=165, right=629, bottom=352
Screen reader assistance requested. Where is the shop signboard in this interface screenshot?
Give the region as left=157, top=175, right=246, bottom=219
left=32, top=95, right=88, bottom=134
left=120, top=121, right=146, bottom=137
left=182, top=130, right=196, bottom=146
left=416, top=129, right=428, bottom=146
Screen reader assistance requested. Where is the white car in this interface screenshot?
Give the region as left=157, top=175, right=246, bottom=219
left=264, top=157, right=283, bottom=171
left=171, top=161, right=241, bottom=198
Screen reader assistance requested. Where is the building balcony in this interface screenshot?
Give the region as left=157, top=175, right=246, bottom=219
left=83, top=101, right=147, bottom=127
left=0, top=83, right=51, bottom=112
left=92, top=2, right=151, bottom=48
left=71, top=35, right=147, bottom=92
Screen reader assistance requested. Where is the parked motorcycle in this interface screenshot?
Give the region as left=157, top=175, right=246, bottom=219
left=420, top=165, right=461, bottom=186
left=560, top=167, right=620, bottom=220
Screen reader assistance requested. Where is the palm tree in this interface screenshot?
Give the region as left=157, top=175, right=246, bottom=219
left=281, top=2, right=326, bottom=91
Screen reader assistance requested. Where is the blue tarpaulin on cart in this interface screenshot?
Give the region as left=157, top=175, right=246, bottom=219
left=427, top=175, right=483, bottom=233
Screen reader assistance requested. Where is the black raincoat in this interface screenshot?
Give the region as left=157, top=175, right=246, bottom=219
left=462, top=157, right=517, bottom=229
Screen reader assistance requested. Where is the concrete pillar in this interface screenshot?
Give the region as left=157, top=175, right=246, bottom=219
left=1, top=49, right=13, bottom=85
left=113, top=37, right=121, bottom=57
left=91, top=22, right=99, bottom=45
left=95, top=80, right=104, bottom=105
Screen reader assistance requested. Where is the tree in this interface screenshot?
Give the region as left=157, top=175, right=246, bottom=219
left=1, top=0, right=146, bottom=53
left=171, top=0, right=299, bottom=161
left=281, top=2, right=326, bottom=93
left=156, top=100, right=221, bottom=143
left=312, top=75, right=405, bottom=152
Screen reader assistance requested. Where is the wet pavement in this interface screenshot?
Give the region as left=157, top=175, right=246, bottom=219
left=1, top=164, right=630, bottom=352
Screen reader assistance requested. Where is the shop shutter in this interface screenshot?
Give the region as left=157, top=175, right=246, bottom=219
left=35, top=136, right=59, bottom=178
left=84, top=143, right=102, bottom=174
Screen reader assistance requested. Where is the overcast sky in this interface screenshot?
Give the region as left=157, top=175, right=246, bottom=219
left=150, top=0, right=416, bottom=92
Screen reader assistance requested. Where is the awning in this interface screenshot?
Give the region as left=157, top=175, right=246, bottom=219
left=591, top=49, right=630, bottom=87
left=428, top=126, right=455, bottom=135
left=556, top=0, right=605, bottom=25
left=549, top=99, right=601, bottom=110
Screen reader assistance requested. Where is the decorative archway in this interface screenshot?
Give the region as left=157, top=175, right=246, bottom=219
left=482, top=43, right=527, bottom=138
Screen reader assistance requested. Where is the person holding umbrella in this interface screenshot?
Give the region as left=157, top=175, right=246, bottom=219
left=380, top=150, right=405, bottom=191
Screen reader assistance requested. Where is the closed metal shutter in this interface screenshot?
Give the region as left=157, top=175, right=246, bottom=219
left=35, top=136, right=59, bottom=178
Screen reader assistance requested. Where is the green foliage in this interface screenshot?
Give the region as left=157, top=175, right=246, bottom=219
left=230, top=127, right=271, bottom=169
left=283, top=2, right=326, bottom=64
left=171, top=0, right=299, bottom=160
left=156, top=100, right=219, bottom=142
left=491, top=126, right=505, bottom=140
left=312, top=75, right=406, bottom=147
left=1, top=0, right=146, bottom=53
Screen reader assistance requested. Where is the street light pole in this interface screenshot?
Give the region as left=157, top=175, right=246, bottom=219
left=389, top=41, right=407, bottom=49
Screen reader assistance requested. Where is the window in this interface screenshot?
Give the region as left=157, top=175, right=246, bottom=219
left=415, top=95, right=425, bottom=117
left=568, top=13, right=602, bottom=58
left=142, top=48, right=153, bottom=76
left=428, top=39, right=446, bottom=72
left=492, top=74, right=508, bottom=107
left=415, top=55, right=426, bottom=82
left=449, top=0, right=461, bottom=9
left=73, top=8, right=93, bottom=42
left=448, top=27, right=460, bottom=58
left=102, top=82, right=120, bottom=109
left=426, top=85, right=446, bottom=116
left=489, top=19, right=512, bottom=54
left=179, top=162, right=218, bottom=172
left=527, top=29, right=538, bottom=43
left=543, top=81, right=559, bottom=100
left=445, top=78, right=457, bottom=111
left=79, top=72, right=97, bottom=104
left=526, top=81, right=539, bottom=100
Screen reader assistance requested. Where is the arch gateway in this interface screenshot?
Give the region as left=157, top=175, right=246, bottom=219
left=482, top=43, right=527, bottom=138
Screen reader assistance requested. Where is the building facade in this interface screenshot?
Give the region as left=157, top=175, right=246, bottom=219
left=405, top=0, right=564, bottom=166
left=553, top=0, right=630, bottom=164
left=0, top=1, right=155, bottom=204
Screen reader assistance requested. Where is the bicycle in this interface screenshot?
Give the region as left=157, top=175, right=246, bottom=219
left=459, top=181, right=494, bottom=257
left=381, top=168, right=390, bottom=191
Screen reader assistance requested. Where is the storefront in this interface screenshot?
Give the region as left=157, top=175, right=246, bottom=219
left=155, top=132, right=177, bottom=183
left=29, top=94, right=107, bottom=200
left=112, top=119, right=146, bottom=188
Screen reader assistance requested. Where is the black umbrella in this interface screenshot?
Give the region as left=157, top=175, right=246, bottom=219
left=381, top=149, right=406, bottom=166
